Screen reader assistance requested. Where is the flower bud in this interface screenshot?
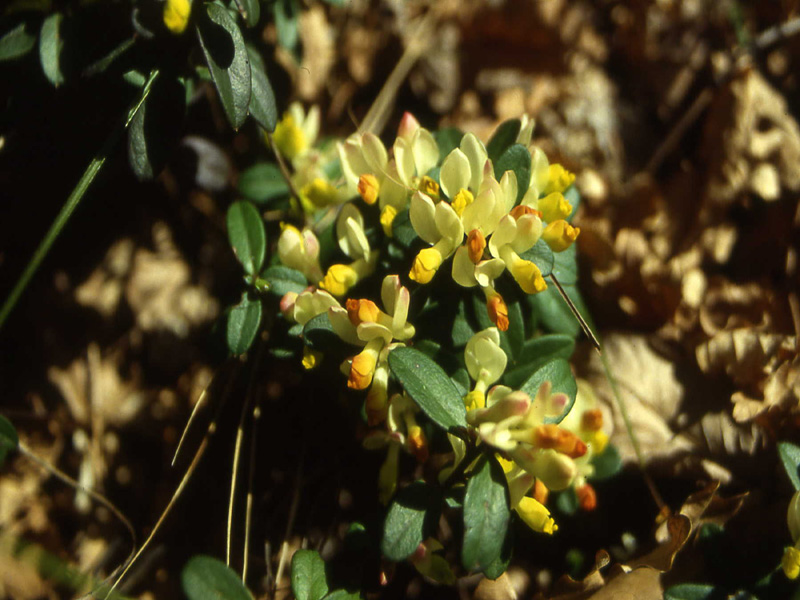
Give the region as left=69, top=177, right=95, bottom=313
left=538, top=192, right=573, bottom=222
left=409, top=247, right=443, bottom=284
left=486, top=292, right=509, bottom=331
left=320, top=264, right=359, bottom=297
left=358, top=174, right=380, bottom=205
left=542, top=220, right=580, bottom=252
left=515, top=496, right=557, bottom=534
left=163, top=0, right=191, bottom=33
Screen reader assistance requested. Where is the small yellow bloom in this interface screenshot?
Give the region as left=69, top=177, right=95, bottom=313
left=407, top=424, right=429, bottom=463
left=273, top=113, right=307, bottom=161
left=349, top=348, right=378, bottom=390
left=510, top=258, right=547, bottom=294
left=516, top=496, right=557, bottom=534
left=380, top=205, right=397, bottom=237
left=301, top=178, right=338, bottom=209
left=464, top=390, right=486, bottom=412
left=496, top=455, right=515, bottom=473
left=346, top=298, right=380, bottom=326
left=538, top=192, right=573, bottom=222
left=418, top=176, right=440, bottom=200
left=585, top=429, right=609, bottom=455
left=451, top=189, right=474, bottom=217
left=302, top=347, right=322, bottom=370
left=163, top=0, right=191, bottom=33
left=319, top=264, right=358, bottom=297
left=358, top=174, right=380, bottom=205
left=409, top=247, right=443, bottom=284
left=542, top=164, right=575, bottom=195
left=542, top=220, right=580, bottom=252
left=784, top=546, right=800, bottom=579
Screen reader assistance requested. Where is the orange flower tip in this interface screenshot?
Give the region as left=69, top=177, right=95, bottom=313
left=348, top=353, right=376, bottom=390
left=486, top=294, right=509, bottom=331
left=577, top=484, right=597, bottom=511
left=467, top=229, right=486, bottom=264
left=411, top=543, right=428, bottom=563
left=358, top=173, right=380, bottom=205
left=581, top=409, right=604, bottom=431
left=509, top=205, right=542, bottom=220
left=533, top=479, right=549, bottom=505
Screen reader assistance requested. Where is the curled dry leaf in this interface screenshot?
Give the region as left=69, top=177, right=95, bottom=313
left=701, top=67, right=800, bottom=207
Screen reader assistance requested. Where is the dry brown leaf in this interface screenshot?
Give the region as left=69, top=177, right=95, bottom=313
left=475, top=571, right=517, bottom=600
left=125, top=222, right=218, bottom=336
left=702, top=68, right=800, bottom=207
left=297, top=6, right=335, bottom=101
left=74, top=239, right=135, bottom=318
left=584, top=566, right=662, bottom=600
left=549, top=550, right=611, bottom=599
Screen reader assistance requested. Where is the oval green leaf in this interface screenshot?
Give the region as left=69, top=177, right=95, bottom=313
left=486, top=119, right=521, bottom=162
left=434, top=127, right=464, bottom=163
left=227, top=293, right=262, bottom=355
left=519, top=358, right=577, bottom=424
left=262, top=265, right=307, bottom=296
left=0, top=414, right=19, bottom=467
left=238, top=163, right=288, bottom=204
left=196, top=3, right=251, bottom=130
left=273, top=0, right=300, bottom=53
left=234, top=0, right=260, bottom=27
left=590, top=443, right=622, bottom=481
left=227, top=201, right=266, bottom=275
left=388, top=347, right=467, bottom=431
left=503, top=334, right=575, bottom=390
left=381, top=481, right=441, bottom=561
left=246, top=45, right=277, bottom=131
left=461, top=455, right=510, bottom=574
left=663, top=584, right=721, bottom=600
left=302, top=312, right=340, bottom=351
left=0, top=22, right=36, bottom=61
left=39, top=13, right=64, bottom=87
left=494, top=144, right=530, bottom=204
left=551, top=243, right=577, bottom=285
left=323, top=591, right=361, bottom=600
left=390, top=209, right=418, bottom=248
left=291, top=549, right=329, bottom=600
left=181, top=555, right=253, bottom=600
left=564, top=184, right=581, bottom=223
left=779, top=442, right=800, bottom=491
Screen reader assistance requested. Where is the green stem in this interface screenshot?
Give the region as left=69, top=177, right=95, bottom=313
left=0, top=70, right=159, bottom=333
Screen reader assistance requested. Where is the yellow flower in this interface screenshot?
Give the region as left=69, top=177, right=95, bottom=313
left=409, top=247, right=443, bottom=284
left=319, top=264, right=359, bottom=297
left=163, top=0, right=191, bottom=33
left=542, top=220, right=580, bottom=252
left=273, top=114, right=307, bottom=161
left=516, top=496, right=558, bottom=534
left=451, top=189, right=474, bottom=217
left=538, top=192, right=573, bottom=222
left=380, top=205, right=397, bottom=237
left=464, top=390, right=486, bottom=412
left=542, top=164, right=575, bottom=195
left=418, top=176, right=440, bottom=200
left=784, top=546, right=800, bottom=579
left=301, top=178, right=338, bottom=209
left=358, top=174, right=380, bottom=205
left=302, top=347, right=322, bottom=370
left=348, top=341, right=381, bottom=390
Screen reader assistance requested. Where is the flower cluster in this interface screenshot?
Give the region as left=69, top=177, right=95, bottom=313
left=452, top=328, right=607, bottom=533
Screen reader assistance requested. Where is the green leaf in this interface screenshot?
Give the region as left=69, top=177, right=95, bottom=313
left=503, top=301, right=524, bottom=360
left=291, top=550, right=329, bottom=600
left=503, top=334, right=575, bottom=390
left=528, top=283, right=595, bottom=340
left=181, top=555, right=253, bottom=600
left=0, top=22, right=36, bottom=61
left=590, top=443, right=622, bottom=481
left=273, top=0, right=300, bottom=53
left=564, top=184, right=581, bottom=223
left=0, top=415, right=19, bottom=467
left=451, top=300, right=475, bottom=347
left=381, top=481, right=441, bottom=561
left=227, top=201, right=266, bottom=275
left=519, top=238, right=554, bottom=277
left=390, top=209, right=418, bottom=248
left=482, top=525, right=513, bottom=580
left=486, top=119, right=521, bottom=162
left=234, top=0, right=260, bottom=27
left=551, top=243, right=577, bottom=285
left=663, top=584, right=724, bottom=600
left=779, top=442, right=800, bottom=491
left=388, top=347, right=467, bottom=431
left=196, top=3, right=252, bottom=130
left=302, top=312, right=339, bottom=351
left=246, top=45, right=277, bottom=131
left=128, top=76, right=186, bottom=180
left=461, top=455, right=510, bottom=574
left=323, top=591, right=360, bottom=600
left=494, top=144, right=530, bottom=204
left=554, top=487, right=578, bottom=515
left=433, top=127, right=464, bottom=163
left=262, top=266, right=307, bottom=296
left=519, top=359, right=577, bottom=424
left=39, top=13, right=64, bottom=86
left=226, top=293, right=262, bottom=355
left=238, top=163, right=288, bottom=204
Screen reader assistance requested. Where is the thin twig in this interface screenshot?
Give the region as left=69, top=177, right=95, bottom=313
left=272, top=448, right=304, bottom=596
left=265, top=131, right=303, bottom=204
left=548, top=273, right=601, bottom=352
left=17, top=442, right=136, bottom=599
left=172, top=379, right=211, bottom=467
left=242, top=402, right=261, bottom=584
